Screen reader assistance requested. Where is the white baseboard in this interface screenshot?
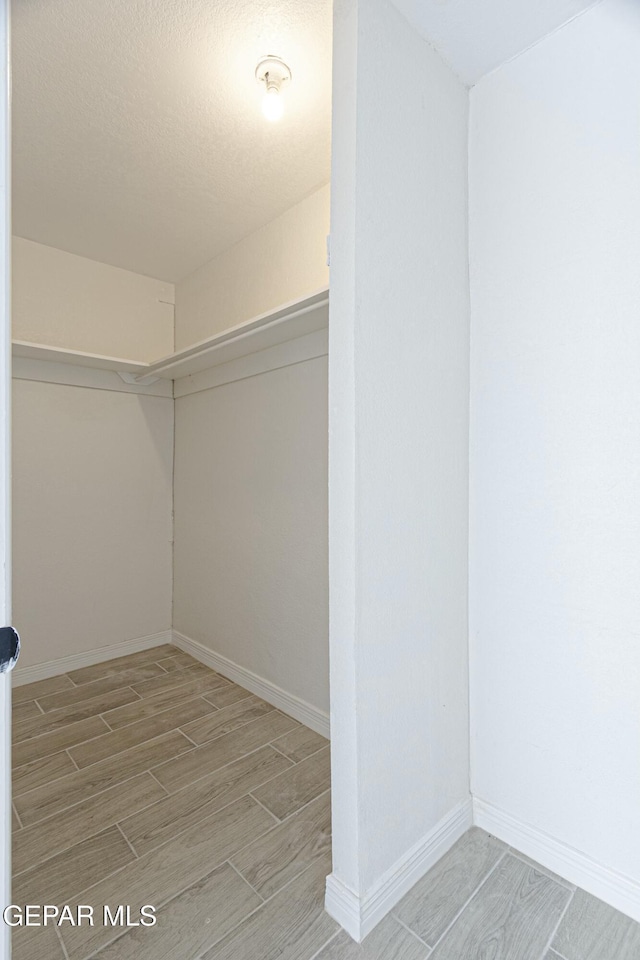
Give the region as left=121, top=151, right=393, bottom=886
left=171, top=630, right=330, bottom=739
left=325, top=798, right=473, bottom=942
left=12, top=630, right=173, bottom=686
left=473, top=797, right=640, bottom=924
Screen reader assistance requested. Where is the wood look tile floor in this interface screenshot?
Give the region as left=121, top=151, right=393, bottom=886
left=11, top=646, right=640, bottom=959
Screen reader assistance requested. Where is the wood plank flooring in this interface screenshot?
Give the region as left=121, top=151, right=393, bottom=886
left=11, top=645, right=640, bottom=960
left=11, top=647, right=330, bottom=960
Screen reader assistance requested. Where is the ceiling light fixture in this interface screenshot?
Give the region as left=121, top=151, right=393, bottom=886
left=255, top=56, right=291, bottom=122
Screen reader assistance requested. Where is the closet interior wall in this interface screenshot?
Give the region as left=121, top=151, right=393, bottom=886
left=11, top=184, right=331, bottom=726
left=12, top=239, right=175, bottom=670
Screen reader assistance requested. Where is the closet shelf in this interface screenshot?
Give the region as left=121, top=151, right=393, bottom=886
left=12, top=341, right=149, bottom=374
left=12, top=287, right=329, bottom=384
left=142, top=287, right=329, bottom=382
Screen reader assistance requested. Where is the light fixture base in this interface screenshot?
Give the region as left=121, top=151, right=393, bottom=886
left=255, top=56, right=292, bottom=91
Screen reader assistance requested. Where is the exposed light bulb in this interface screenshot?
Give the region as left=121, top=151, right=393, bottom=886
left=255, top=57, right=291, bottom=124
left=262, top=86, right=284, bottom=122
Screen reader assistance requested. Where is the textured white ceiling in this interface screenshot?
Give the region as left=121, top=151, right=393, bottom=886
left=12, top=0, right=332, bottom=281
left=390, top=0, right=601, bottom=85
left=13, top=0, right=601, bottom=281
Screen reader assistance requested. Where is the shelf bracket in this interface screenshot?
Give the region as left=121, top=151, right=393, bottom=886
left=117, top=371, right=162, bottom=386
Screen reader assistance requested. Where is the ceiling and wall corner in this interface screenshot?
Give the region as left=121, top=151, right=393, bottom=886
left=12, top=238, right=175, bottom=361
left=388, top=0, right=601, bottom=85
left=11, top=0, right=332, bottom=283
left=174, top=183, right=330, bottom=350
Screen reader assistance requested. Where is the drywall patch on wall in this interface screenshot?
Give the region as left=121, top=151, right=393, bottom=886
left=12, top=237, right=175, bottom=361
left=172, top=355, right=329, bottom=716
left=174, top=184, right=330, bottom=349
left=469, top=0, right=640, bottom=905
left=13, top=379, right=174, bottom=669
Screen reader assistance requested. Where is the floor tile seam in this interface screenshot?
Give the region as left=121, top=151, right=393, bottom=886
left=246, top=765, right=332, bottom=824
left=115, top=822, right=140, bottom=862
left=96, top=784, right=282, bottom=870
left=202, top=689, right=254, bottom=708
left=118, top=854, right=267, bottom=947
left=178, top=875, right=275, bottom=960
left=100, top=689, right=221, bottom=733
left=130, top=670, right=231, bottom=700
left=46, top=667, right=208, bottom=713
left=63, top=835, right=288, bottom=958
left=306, top=931, right=341, bottom=960
left=192, top=857, right=335, bottom=959
left=226, top=857, right=267, bottom=903
left=12, top=801, right=23, bottom=830
left=276, top=787, right=332, bottom=824
left=91, top=694, right=217, bottom=742
left=39, top=673, right=177, bottom=712
left=507, top=849, right=576, bottom=891
left=13, top=695, right=140, bottom=744
left=246, top=791, right=282, bottom=824
left=178, top=728, right=199, bottom=747
left=13, top=720, right=116, bottom=768
left=155, top=738, right=293, bottom=794
left=55, top=922, right=72, bottom=960
left=12, top=815, right=139, bottom=879
left=223, top=806, right=319, bottom=889
left=537, top=887, right=575, bottom=960
left=220, top=798, right=332, bottom=901
left=13, top=757, right=79, bottom=799
left=67, top=658, right=171, bottom=690
left=268, top=740, right=328, bottom=765
left=143, top=767, right=170, bottom=797
left=267, top=742, right=291, bottom=762
left=178, top=706, right=279, bottom=750
left=144, top=739, right=292, bottom=799
left=14, top=718, right=203, bottom=812
left=260, top=855, right=334, bottom=906
left=14, top=758, right=181, bottom=827
left=392, top=913, right=433, bottom=952
left=13, top=770, right=170, bottom=875
left=117, top=756, right=301, bottom=854
left=70, top=910, right=137, bottom=960
left=12, top=838, right=136, bottom=912
left=70, top=696, right=219, bottom=767
left=15, top=714, right=111, bottom=746
left=399, top=847, right=510, bottom=950
left=12, top=814, right=139, bottom=886
left=16, top=726, right=315, bottom=852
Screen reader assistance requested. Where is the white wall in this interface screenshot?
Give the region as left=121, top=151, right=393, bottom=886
left=13, top=237, right=174, bottom=361
left=470, top=0, right=640, bottom=912
left=12, top=379, right=174, bottom=670
left=172, top=354, right=329, bottom=714
left=328, top=0, right=470, bottom=937
left=174, top=184, right=330, bottom=350
left=11, top=239, right=175, bottom=671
